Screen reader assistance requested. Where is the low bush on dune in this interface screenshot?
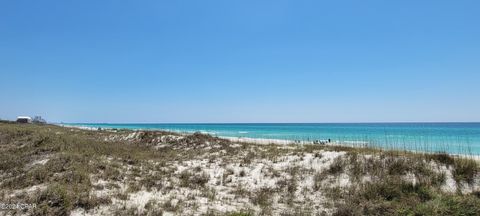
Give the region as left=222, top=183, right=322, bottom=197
left=326, top=152, right=479, bottom=216
left=453, top=158, right=479, bottom=185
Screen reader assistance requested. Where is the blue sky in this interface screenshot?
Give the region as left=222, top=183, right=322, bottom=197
left=1, top=0, right=479, bottom=123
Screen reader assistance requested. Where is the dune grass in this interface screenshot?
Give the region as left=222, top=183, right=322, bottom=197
left=0, top=122, right=478, bottom=215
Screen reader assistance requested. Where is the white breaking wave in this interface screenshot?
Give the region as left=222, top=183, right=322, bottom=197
left=199, top=130, right=216, bottom=135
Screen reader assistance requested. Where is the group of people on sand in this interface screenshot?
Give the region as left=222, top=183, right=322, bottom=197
left=292, top=139, right=332, bottom=145
left=312, top=139, right=331, bottom=145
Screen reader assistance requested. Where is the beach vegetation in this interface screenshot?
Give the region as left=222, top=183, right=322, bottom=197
left=0, top=122, right=479, bottom=215
left=453, top=158, right=479, bottom=185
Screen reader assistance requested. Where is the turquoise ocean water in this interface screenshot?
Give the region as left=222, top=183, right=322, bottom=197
left=64, top=123, right=480, bottom=155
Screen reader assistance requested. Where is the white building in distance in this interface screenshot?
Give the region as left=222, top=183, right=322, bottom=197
left=16, top=116, right=32, bottom=123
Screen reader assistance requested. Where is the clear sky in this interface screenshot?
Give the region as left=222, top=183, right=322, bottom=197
left=1, top=0, right=479, bottom=123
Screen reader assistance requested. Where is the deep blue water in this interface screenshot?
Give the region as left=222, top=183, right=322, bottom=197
left=64, top=123, right=480, bottom=155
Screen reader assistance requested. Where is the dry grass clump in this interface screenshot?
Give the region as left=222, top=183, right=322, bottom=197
left=333, top=181, right=480, bottom=216
left=32, top=183, right=111, bottom=215
left=139, top=173, right=164, bottom=191
left=322, top=152, right=479, bottom=215
left=174, top=132, right=230, bottom=149
left=178, top=169, right=209, bottom=189
left=136, top=130, right=177, bottom=144
left=453, top=158, right=479, bottom=185
left=250, top=187, right=275, bottom=214
left=424, top=152, right=480, bottom=186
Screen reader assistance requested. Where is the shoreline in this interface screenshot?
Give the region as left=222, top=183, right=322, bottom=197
left=57, top=124, right=373, bottom=146
left=58, top=123, right=480, bottom=160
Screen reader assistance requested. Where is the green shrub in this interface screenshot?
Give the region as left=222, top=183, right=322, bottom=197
left=34, top=184, right=72, bottom=216
left=453, top=159, right=479, bottom=184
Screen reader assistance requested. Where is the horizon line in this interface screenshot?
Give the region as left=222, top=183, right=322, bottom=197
left=57, top=121, right=480, bottom=124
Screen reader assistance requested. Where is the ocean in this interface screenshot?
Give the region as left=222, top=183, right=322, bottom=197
left=64, top=123, right=480, bottom=155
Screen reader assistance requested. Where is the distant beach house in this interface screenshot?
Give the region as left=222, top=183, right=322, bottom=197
left=16, top=116, right=32, bottom=123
